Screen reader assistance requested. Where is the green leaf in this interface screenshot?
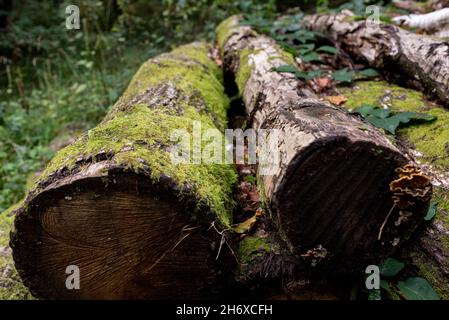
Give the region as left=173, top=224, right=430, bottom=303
left=380, top=279, right=391, bottom=291
left=355, top=104, right=391, bottom=119
left=380, top=258, right=405, bottom=277
left=359, top=68, right=380, bottom=77
left=271, top=65, right=298, bottom=73
left=279, top=42, right=298, bottom=57
left=390, top=112, right=435, bottom=124
left=298, top=43, right=315, bottom=53
left=332, top=68, right=355, bottom=84
left=354, top=104, right=376, bottom=117
left=305, top=70, right=323, bottom=79
left=424, top=201, right=438, bottom=221
left=397, top=277, right=440, bottom=300
left=366, top=115, right=400, bottom=134
left=316, top=45, right=337, bottom=55
left=301, top=51, right=321, bottom=62
left=244, top=175, right=257, bottom=185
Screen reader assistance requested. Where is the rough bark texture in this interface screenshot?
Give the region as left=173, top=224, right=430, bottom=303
left=340, top=80, right=449, bottom=299
left=217, top=16, right=432, bottom=274
left=9, top=42, right=237, bottom=299
left=303, top=12, right=449, bottom=107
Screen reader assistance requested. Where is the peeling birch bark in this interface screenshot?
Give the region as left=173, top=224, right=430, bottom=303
left=217, top=16, right=431, bottom=274
left=303, top=12, right=449, bottom=107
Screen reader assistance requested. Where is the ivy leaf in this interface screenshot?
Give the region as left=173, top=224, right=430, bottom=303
left=354, top=105, right=435, bottom=134
left=316, top=45, right=337, bottom=55
left=271, top=65, right=321, bottom=80
left=279, top=42, right=298, bottom=57
left=380, top=258, right=405, bottom=277
left=305, top=70, right=323, bottom=79
left=271, top=65, right=298, bottom=73
left=424, top=201, right=438, bottom=221
left=301, top=51, right=321, bottom=62
left=390, top=112, right=435, bottom=124
left=355, top=104, right=391, bottom=119
left=293, top=29, right=318, bottom=43
left=365, top=115, right=400, bottom=134
left=359, top=68, right=380, bottom=78
left=397, top=277, right=440, bottom=300
left=332, top=68, right=355, bottom=84
left=271, top=65, right=306, bottom=79
left=297, top=43, right=315, bottom=54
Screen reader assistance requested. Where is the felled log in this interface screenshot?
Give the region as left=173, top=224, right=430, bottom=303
left=303, top=11, right=449, bottom=107
left=340, top=80, right=449, bottom=299
left=217, top=16, right=433, bottom=275
left=0, top=204, right=33, bottom=300
left=10, top=42, right=237, bottom=299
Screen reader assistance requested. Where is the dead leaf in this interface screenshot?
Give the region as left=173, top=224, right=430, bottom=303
left=232, top=209, right=263, bottom=234
left=315, top=76, right=333, bottom=90
left=325, top=95, right=347, bottom=106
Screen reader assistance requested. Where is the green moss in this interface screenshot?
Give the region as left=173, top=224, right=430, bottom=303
left=270, top=42, right=296, bottom=66
left=115, top=42, right=229, bottom=129
left=0, top=206, right=34, bottom=300
left=410, top=189, right=448, bottom=297
left=236, top=48, right=253, bottom=95
left=238, top=235, right=272, bottom=265
left=216, top=16, right=239, bottom=51
left=31, top=42, right=237, bottom=228
left=339, top=80, right=449, bottom=169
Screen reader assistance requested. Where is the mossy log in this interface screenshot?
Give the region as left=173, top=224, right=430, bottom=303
left=216, top=16, right=432, bottom=274
left=303, top=11, right=449, bottom=107
left=340, top=80, right=449, bottom=299
left=10, top=42, right=238, bottom=299
left=0, top=204, right=33, bottom=300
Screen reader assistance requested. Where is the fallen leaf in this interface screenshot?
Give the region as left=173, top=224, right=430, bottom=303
left=232, top=209, right=263, bottom=234
left=325, top=95, right=347, bottom=106
left=315, top=76, right=332, bottom=89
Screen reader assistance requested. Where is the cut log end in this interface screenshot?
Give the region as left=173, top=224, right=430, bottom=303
left=11, top=170, right=230, bottom=299
left=273, top=138, right=431, bottom=272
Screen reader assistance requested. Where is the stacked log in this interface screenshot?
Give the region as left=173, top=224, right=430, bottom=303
left=6, top=16, right=437, bottom=300
left=9, top=42, right=237, bottom=299
left=216, top=16, right=431, bottom=275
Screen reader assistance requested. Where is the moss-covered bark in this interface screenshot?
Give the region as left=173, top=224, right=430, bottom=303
left=10, top=42, right=238, bottom=299
left=340, top=80, right=449, bottom=299
left=0, top=204, right=33, bottom=300
left=29, top=42, right=236, bottom=226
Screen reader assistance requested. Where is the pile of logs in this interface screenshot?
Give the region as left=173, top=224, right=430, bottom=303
left=3, top=13, right=448, bottom=299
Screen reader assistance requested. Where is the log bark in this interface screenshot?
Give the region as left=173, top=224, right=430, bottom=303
left=303, top=11, right=449, bottom=107
left=216, top=16, right=432, bottom=275
left=9, top=42, right=237, bottom=299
